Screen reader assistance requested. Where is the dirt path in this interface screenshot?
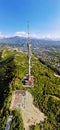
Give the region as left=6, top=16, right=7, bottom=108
left=54, top=73, right=60, bottom=78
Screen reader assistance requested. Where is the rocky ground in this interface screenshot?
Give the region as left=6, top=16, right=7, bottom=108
left=10, top=91, right=46, bottom=130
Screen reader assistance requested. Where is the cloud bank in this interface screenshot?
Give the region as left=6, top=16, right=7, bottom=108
left=0, top=32, right=5, bottom=39
left=0, top=31, right=60, bottom=40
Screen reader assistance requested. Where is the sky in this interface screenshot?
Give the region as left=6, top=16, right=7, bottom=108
left=0, top=0, right=60, bottom=39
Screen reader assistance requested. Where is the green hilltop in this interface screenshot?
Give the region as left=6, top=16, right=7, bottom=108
left=0, top=48, right=60, bottom=130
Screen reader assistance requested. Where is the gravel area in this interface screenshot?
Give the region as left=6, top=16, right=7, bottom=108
left=10, top=91, right=46, bottom=130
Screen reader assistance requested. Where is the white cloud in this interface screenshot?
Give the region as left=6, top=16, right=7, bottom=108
left=13, top=31, right=28, bottom=37
left=0, top=32, right=5, bottom=39
left=0, top=32, right=12, bottom=39
left=30, top=33, right=60, bottom=40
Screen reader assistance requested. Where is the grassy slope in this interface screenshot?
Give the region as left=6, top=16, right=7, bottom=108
left=0, top=48, right=60, bottom=130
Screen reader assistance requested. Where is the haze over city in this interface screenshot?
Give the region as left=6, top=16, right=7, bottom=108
left=0, top=0, right=60, bottom=39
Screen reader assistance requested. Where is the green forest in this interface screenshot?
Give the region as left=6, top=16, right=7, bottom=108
left=0, top=48, right=60, bottom=130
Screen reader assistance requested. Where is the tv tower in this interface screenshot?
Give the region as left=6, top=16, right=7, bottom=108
left=27, top=22, right=31, bottom=80
left=22, top=23, right=34, bottom=87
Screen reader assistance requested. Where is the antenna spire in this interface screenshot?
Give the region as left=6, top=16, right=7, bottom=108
left=27, top=22, right=31, bottom=80
left=22, top=22, right=34, bottom=87
left=27, top=21, right=30, bottom=44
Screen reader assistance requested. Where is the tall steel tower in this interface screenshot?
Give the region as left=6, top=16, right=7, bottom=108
left=27, top=22, right=31, bottom=80
left=22, top=23, right=34, bottom=87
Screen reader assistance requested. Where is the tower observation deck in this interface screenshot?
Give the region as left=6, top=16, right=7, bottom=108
left=22, top=24, right=34, bottom=87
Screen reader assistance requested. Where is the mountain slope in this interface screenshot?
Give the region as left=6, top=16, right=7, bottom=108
left=0, top=48, right=60, bottom=130
left=0, top=36, right=60, bottom=48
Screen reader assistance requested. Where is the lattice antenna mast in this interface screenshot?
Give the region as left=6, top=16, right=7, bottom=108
left=27, top=22, right=31, bottom=80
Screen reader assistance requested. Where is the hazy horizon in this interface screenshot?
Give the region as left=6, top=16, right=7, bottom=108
left=0, top=0, right=60, bottom=39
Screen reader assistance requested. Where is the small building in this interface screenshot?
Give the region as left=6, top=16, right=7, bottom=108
left=22, top=76, right=34, bottom=87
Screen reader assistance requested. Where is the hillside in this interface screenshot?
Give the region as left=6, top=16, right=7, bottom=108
left=0, top=48, right=60, bottom=130
left=0, top=37, right=60, bottom=73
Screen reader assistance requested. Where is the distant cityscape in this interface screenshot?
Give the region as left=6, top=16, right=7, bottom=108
left=0, top=36, right=60, bottom=73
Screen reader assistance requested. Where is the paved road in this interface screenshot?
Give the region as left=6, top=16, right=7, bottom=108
left=5, top=115, right=13, bottom=130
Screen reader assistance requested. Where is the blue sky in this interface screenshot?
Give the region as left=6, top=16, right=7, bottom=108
left=0, top=0, right=60, bottom=39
